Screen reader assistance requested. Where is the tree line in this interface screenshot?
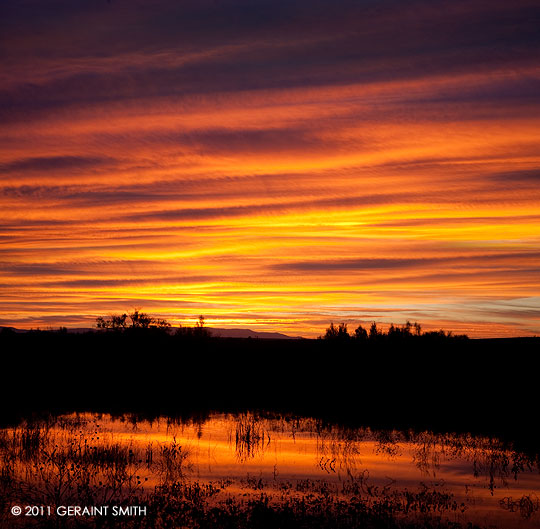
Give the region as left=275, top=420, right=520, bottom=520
left=96, top=309, right=171, bottom=330
left=96, top=311, right=210, bottom=337
left=322, top=321, right=468, bottom=341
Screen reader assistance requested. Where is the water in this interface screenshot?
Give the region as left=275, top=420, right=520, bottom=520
left=1, top=412, right=539, bottom=528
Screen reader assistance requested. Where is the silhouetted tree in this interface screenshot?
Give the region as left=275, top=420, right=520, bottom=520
left=369, top=322, right=381, bottom=340
left=96, top=310, right=170, bottom=330
left=96, top=313, right=128, bottom=329
left=175, top=315, right=211, bottom=338
left=354, top=324, right=368, bottom=340
left=403, top=320, right=413, bottom=336
left=388, top=321, right=414, bottom=340
left=324, top=323, right=338, bottom=339
left=195, top=315, right=210, bottom=337
left=129, top=310, right=154, bottom=328
left=324, top=322, right=350, bottom=340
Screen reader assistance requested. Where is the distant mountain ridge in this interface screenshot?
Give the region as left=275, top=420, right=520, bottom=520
left=206, top=328, right=295, bottom=339
left=0, top=326, right=298, bottom=340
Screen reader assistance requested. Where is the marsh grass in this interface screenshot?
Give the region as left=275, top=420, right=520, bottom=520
left=159, top=438, right=191, bottom=483
left=233, top=415, right=270, bottom=462
left=132, top=476, right=479, bottom=529
left=500, top=494, right=540, bottom=520
left=1, top=413, right=539, bottom=529
left=0, top=418, right=193, bottom=528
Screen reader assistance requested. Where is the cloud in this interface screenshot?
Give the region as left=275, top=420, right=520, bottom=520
left=119, top=193, right=409, bottom=223
left=0, top=155, right=115, bottom=174
left=488, top=168, right=540, bottom=184
left=271, top=251, right=540, bottom=273
left=273, top=258, right=438, bottom=272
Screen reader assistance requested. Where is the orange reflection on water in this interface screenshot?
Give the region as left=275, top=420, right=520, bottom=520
left=2, top=412, right=539, bottom=529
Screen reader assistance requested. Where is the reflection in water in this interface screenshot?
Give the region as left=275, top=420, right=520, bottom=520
left=1, top=412, right=539, bottom=528
left=231, top=414, right=270, bottom=462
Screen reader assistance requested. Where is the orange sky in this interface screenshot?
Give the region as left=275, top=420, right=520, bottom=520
left=1, top=1, right=539, bottom=336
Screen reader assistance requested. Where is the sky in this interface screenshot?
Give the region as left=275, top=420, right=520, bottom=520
left=1, top=0, right=540, bottom=337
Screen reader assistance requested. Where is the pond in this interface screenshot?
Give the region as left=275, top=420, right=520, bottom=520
left=1, top=412, right=539, bottom=528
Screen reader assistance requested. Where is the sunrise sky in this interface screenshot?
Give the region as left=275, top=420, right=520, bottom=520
left=1, top=0, right=539, bottom=336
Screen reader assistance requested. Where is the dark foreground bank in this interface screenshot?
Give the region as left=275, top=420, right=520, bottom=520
left=1, top=330, right=539, bottom=453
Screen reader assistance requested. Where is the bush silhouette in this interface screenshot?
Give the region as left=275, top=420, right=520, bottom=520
left=96, top=310, right=170, bottom=330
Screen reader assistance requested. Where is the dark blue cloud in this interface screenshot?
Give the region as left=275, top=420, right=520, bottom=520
left=488, top=169, right=540, bottom=183
left=2, top=0, right=539, bottom=123
left=120, top=193, right=410, bottom=222
left=0, top=155, right=115, bottom=173
left=272, top=251, right=540, bottom=273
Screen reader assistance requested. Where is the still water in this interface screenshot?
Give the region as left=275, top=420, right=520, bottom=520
left=1, top=412, right=539, bottom=528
